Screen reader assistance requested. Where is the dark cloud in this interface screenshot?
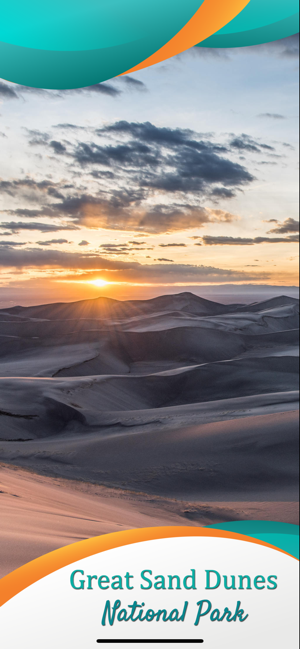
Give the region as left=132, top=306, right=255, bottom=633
left=189, top=47, right=229, bottom=61
left=257, top=161, right=278, bottom=166
left=258, top=113, right=286, bottom=119
left=127, top=240, right=147, bottom=245
left=53, top=123, right=85, bottom=130
left=0, top=77, right=150, bottom=103
left=0, top=81, right=121, bottom=100
left=0, top=221, right=79, bottom=233
left=198, top=234, right=299, bottom=245
left=265, top=33, right=299, bottom=59
left=210, top=187, right=236, bottom=199
left=60, top=122, right=255, bottom=197
left=218, top=34, right=298, bottom=61
left=90, top=170, right=115, bottom=180
left=97, top=121, right=197, bottom=146
left=37, top=239, right=69, bottom=246
left=0, top=77, right=150, bottom=104
left=4, top=185, right=238, bottom=233
left=72, top=140, right=159, bottom=168
left=60, top=80, right=147, bottom=97
left=0, top=247, right=269, bottom=282
left=191, top=35, right=299, bottom=61
left=229, top=134, right=274, bottom=153
left=267, top=217, right=299, bottom=234
left=99, top=242, right=153, bottom=255
left=49, top=140, right=67, bottom=154
left=71, top=83, right=121, bottom=97
left=210, top=35, right=299, bottom=60
left=159, top=243, right=186, bottom=247
left=156, top=258, right=174, bottom=262
left=13, top=85, right=48, bottom=95
left=2, top=121, right=273, bottom=234
left=0, top=82, right=18, bottom=99
left=78, top=240, right=90, bottom=246
left=118, top=76, right=147, bottom=91
left=0, top=240, right=27, bottom=247
left=25, top=129, right=51, bottom=146
left=0, top=176, right=70, bottom=201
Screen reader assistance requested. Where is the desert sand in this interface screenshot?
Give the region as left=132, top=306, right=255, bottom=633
left=0, top=292, right=298, bottom=576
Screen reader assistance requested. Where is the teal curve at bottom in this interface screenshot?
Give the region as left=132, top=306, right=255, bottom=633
left=205, top=521, right=299, bottom=559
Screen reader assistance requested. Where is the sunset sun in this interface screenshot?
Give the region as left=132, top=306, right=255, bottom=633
left=90, top=279, right=109, bottom=288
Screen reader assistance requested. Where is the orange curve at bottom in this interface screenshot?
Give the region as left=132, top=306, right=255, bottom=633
left=0, top=525, right=297, bottom=608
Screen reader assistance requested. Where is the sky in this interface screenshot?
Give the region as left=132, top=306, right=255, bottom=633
left=0, top=35, right=299, bottom=307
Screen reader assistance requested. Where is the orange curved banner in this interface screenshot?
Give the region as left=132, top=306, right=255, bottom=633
left=0, top=525, right=297, bottom=608
left=123, top=0, right=250, bottom=75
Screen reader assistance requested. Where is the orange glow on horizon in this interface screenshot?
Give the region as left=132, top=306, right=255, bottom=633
left=89, top=279, right=109, bottom=288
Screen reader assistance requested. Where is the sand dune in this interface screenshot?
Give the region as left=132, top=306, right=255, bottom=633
left=0, top=291, right=298, bottom=575
left=1, top=464, right=297, bottom=580
left=0, top=355, right=298, bottom=439
left=0, top=410, right=298, bottom=497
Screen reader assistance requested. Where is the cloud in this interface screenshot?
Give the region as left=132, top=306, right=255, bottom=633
left=78, top=240, right=90, bottom=246
left=210, top=187, right=236, bottom=198
left=279, top=33, right=300, bottom=59
left=60, top=80, right=147, bottom=97
left=0, top=77, right=150, bottom=103
left=70, top=83, right=121, bottom=97
left=0, top=82, right=18, bottom=99
left=3, top=188, right=239, bottom=234
left=258, top=113, right=286, bottom=119
left=97, top=120, right=197, bottom=146
left=127, top=240, right=147, bottom=245
left=0, top=247, right=269, bottom=282
left=0, top=240, right=27, bottom=247
left=0, top=221, right=79, bottom=233
left=26, top=130, right=52, bottom=146
left=0, top=81, right=121, bottom=100
left=37, top=239, right=69, bottom=246
left=198, top=234, right=299, bottom=245
left=0, top=176, right=72, bottom=199
left=99, top=242, right=153, bottom=254
left=229, top=134, right=274, bottom=153
left=49, top=140, right=67, bottom=154
left=223, top=34, right=299, bottom=59
left=93, top=122, right=254, bottom=193
left=159, top=243, right=186, bottom=247
left=1, top=121, right=271, bottom=234
left=189, top=47, right=230, bottom=61
left=190, top=35, right=299, bottom=61
left=267, top=217, right=299, bottom=234
left=72, top=140, right=160, bottom=168
left=12, top=85, right=48, bottom=96
left=117, top=76, right=147, bottom=91
left=264, top=33, right=299, bottom=59
left=53, top=123, right=85, bottom=131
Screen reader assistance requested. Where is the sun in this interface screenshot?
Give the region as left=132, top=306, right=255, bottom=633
left=90, top=279, right=109, bottom=288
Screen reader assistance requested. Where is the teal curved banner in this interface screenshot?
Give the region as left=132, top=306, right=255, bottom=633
left=197, top=0, right=299, bottom=48
left=0, top=0, right=202, bottom=88
left=206, top=521, right=299, bottom=560
left=0, top=0, right=299, bottom=88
